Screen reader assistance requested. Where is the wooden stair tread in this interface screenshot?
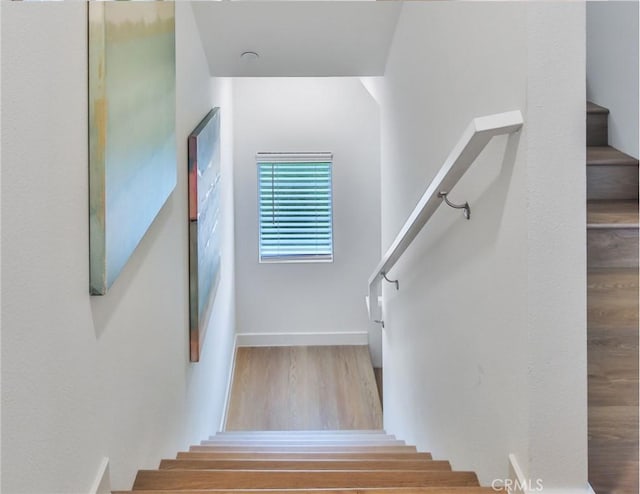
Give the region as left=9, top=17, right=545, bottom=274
left=588, top=268, right=639, bottom=297
left=208, top=438, right=398, bottom=443
left=159, top=459, right=451, bottom=471
left=588, top=405, right=639, bottom=442
left=588, top=266, right=639, bottom=281
left=587, top=226, right=639, bottom=268
left=588, top=320, right=639, bottom=407
left=132, top=470, right=480, bottom=490
left=190, top=446, right=418, bottom=453
left=117, top=488, right=498, bottom=494
left=587, top=146, right=639, bottom=166
left=218, top=430, right=387, bottom=435
left=177, top=452, right=434, bottom=461
left=587, top=101, right=610, bottom=114
left=209, top=434, right=397, bottom=444
left=201, top=440, right=406, bottom=447
left=587, top=268, right=639, bottom=330
left=587, top=200, right=639, bottom=227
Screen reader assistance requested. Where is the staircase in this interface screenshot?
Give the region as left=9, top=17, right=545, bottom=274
left=114, top=430, right=497, bottom=493
left=586, top=102, right=639, bottom=494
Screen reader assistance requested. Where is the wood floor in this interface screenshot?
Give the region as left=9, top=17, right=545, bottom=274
left=225, top=346, right=383, bottom=431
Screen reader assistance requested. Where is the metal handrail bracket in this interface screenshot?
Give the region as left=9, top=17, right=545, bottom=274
left=367, top=110, right=523, bottom=323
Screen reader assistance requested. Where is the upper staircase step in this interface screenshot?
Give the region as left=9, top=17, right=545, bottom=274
left=132, top=469, right=480, bottom=490
left=159, top=459, right=452, bottom=471
left=587, top=225, right=639, bottom=269
left=587, top=102, right=610, bottom=114
left=587, top=147, right=639, bottom=200
left=587, top=146, right=639, bottom=167
left=587, top=268, right=639, bottom=331
left=587, top=102, right=610, bottom=146
left=587, top=200, right=639, bottom=228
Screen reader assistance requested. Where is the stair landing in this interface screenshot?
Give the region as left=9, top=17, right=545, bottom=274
left=225, top=346, right=382, bottom=431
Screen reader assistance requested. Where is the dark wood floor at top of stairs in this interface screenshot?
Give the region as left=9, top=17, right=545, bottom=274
left=225, top=346, right=382, bottom=431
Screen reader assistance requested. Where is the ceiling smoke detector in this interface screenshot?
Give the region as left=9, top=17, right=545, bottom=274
left=240, top=51, right=260, bottom=62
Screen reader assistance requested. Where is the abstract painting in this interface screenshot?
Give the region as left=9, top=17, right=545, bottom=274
left=188, top=109, right=222, bottom=362
left=89, top=2, right=176, bottom=295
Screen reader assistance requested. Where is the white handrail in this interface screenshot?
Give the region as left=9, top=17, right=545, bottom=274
left=367, top=110, right=524, bottom=322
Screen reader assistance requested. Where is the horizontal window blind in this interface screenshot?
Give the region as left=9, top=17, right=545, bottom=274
left=257, top=155, right=333, bottom=262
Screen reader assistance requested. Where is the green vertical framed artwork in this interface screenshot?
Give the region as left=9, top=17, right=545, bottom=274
left=188, top=109, right=222, bottom=362
left=89, top=1, right=176, bottom=295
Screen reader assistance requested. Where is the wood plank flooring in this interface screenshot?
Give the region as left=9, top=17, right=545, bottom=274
left=225, top=346, right=382, bottom=430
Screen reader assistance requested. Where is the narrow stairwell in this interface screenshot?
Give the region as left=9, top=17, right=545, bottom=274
left=586, top=102, right=639, bottom=494
left=115, top=430, right=497, bottom=493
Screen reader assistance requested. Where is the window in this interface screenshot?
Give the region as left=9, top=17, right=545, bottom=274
left=257, top=152, right=333, bottom=262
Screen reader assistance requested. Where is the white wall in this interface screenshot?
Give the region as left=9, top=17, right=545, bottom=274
left=1, top=3, right=235, bottom=492
left=587, top=1, right=639, bottom=158
left=233, top=78, right=382, bottom=365
left=525, top=4, right=587, bottom=490
left=378, top=2, right=586, bottom=491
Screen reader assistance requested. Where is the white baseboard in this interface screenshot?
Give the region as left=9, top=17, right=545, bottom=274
left=235, top=331, right=369, bottom=347
left=219, top=335, right=239, bottom=431
left=506, top=454, right=591, bottom=494
left=88, top=457, right=110, bottom=494
left=508, top=454, right=527, bottom=494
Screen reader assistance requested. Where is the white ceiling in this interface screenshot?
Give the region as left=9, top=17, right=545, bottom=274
left=190, top=1, right=402, bottom=77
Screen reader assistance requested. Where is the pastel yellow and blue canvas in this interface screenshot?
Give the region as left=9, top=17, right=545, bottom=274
left=89, top=2, right=176, bottom=295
